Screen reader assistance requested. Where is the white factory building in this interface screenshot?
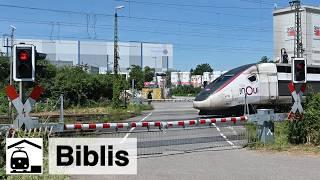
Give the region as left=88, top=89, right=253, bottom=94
left=273, top=5, right=320, bottom=65
left=0, top=39, right=173, bottom=73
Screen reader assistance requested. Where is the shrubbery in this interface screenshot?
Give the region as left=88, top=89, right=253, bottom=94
left=288, top=93, right=320, bottom=145
left=171, top=85, right=201, bottom=96
left=0, top=64, right=122, bottom=113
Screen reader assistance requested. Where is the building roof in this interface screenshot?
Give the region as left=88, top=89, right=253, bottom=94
left=273, top=5, right=320, bottom=16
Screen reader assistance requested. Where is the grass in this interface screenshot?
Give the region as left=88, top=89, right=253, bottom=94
left=246, top=121, right=320, bottom=155
left=33, top=103, right=154, bottom=124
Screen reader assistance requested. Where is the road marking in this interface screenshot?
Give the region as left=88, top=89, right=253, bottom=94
left=120, top=112, right=153, bottom=143
left=227, top=126, right=237, bottom=135
left=212, top=123, right=235, bottom=147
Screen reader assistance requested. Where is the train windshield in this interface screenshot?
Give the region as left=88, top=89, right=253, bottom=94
left=12, top=151, right=27, bottom=158
left=195, top=64, right=254, bottom=101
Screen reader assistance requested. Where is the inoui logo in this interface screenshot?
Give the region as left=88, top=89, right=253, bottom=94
left=49, top=138, right=137, bottom=175
left=240, top=86, right=258, bottom=96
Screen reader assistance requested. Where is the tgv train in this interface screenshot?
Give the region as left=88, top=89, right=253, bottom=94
left=193, top=63, right=320, bottom=116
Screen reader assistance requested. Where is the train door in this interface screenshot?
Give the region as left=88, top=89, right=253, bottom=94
left=268, top=75, right=278, bottom=100
left=259, top=74, right=278, bottom=102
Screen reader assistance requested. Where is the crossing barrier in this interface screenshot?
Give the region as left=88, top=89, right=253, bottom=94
left=64, top=116, right=248, bottom=131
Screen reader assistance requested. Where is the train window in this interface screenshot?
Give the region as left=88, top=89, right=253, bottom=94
left=12, top=151, right=27, bottom=158
left=277, top=65, right=291, bottom=73
left=307, top=67, right=320, bottom=74
left=248, top=75, right=257, bottom=82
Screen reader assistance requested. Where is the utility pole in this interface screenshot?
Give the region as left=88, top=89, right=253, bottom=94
left=8, top=26, right=16, bottom=121
left=9, top=25, right=16, bottom=86
left=2, top=34, right=10, bottom=57
left=113, top=6, right=124, bottom=75
left=290, top=0, right=303, bottom=58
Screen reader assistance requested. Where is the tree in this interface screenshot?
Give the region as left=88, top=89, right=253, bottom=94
left=192, top=63, right=213, bottom=75
left=52, top=66, right=89, bottom=106
left=128, top=65, right=144, bottom=90
left=144, top=66, right=154, bottom=82
left=112, top=74, right=127, bottom=108
left=0, top=57, right=9, bottom=84
left=259, top=56, right=273, bottom=63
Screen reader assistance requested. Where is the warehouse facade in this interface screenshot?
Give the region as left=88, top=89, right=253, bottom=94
left=273, top=5, right=320, bottom=65
left=0, top=39, right=173, bottom=73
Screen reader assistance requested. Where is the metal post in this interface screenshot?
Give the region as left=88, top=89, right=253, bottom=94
left=106, top=54, right=109, bottom=72
left=153, top=56, right=157, bottom=87
left=10, top=26, right=15, bottom=87
left=243, top=92, right=250, bottom=115
left=244, top=92, right=247, bottom=115
left=114, top=12, right=119, bottom=75
left=131, top=79, right=135, bottom=103
left=9, top=26, right=15, bottom=122
left=19, top=82, right=23, bottom=101
left=290, top=0, right=303, bottom=58
left=59, top=94, right=64, bottom=123
left=6, top=37, right=9, bottom=57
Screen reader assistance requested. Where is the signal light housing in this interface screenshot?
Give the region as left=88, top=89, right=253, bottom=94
left=13, top=44, right=35, bottom=82
left=292, top=58, right=307, bottom=83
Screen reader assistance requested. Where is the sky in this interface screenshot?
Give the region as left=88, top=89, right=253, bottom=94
left=0, top=0, right=319, bottom=71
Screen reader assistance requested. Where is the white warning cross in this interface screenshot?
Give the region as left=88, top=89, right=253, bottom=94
left=288, top=82, right=306, bottom=120
left=6, top=85, right=43, bottom=129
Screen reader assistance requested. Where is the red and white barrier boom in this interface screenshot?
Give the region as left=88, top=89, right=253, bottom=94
left=64, top=116, right=248, bottom=131
left=287, top=82, right=306, bottom=120
left=6, top=85, right=43, bottom=129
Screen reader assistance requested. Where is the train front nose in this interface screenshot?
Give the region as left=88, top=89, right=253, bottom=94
left=193, top=94, right=212, bottom=110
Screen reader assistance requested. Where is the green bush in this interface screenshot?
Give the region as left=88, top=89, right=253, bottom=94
left=0, top=90, right=8, bottom=114
left=51, top=66, right=114, bottom=107
left=288, top=93, right=320, bottom=145
left=172, top=85, right=201, bottom=96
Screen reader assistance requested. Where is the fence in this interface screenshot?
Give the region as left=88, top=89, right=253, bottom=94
left=60, top=121, right=251, bottom=157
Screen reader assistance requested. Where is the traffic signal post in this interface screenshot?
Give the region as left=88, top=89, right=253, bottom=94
left=8, top=44, right=46, bottom=129
left=288, top=58, right=307, bottom=120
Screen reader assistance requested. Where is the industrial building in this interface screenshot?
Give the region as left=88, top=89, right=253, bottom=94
left=0, top=39, right=173, bottom=73
left=171, top=71, right=227, bottom=87
left=273, top=5, right=320, bottom=65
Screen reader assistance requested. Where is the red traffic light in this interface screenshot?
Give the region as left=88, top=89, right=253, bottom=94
left=296, top=63, right=304, bottom=70
left=19, top=51, right=29, bottom=61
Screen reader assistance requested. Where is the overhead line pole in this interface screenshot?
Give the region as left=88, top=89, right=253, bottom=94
left=114, top=10, right=119, bottom=75
left=290, top=0, right=303, bottom=58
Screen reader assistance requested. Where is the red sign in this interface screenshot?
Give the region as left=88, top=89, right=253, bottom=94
left=287, top=27, right=296, bottom=37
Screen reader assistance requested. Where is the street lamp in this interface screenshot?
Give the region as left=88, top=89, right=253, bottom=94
left=152, top=56, right=157, bottom=87
left=113, top=5, right=124, bottom=75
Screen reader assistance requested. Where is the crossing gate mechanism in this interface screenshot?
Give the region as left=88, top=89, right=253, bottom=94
left=6, top=85, right=43, bottom=129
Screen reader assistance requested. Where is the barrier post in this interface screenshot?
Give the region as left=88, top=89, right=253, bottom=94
left=59, top=94, right=64, bottom=124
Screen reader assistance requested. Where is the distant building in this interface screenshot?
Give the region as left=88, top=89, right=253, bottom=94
left=273, top=5, right=320, bottom=65
left=172, top=71, right=226, bottom=87
left=0, top=39, right=173, bottom=73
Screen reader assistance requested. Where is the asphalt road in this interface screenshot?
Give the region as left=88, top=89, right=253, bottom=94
left=71, top=101, right=320, bottom=180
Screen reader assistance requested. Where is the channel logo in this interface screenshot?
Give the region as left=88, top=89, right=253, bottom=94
left=49, top=138, right=137, bottom=174
left=6, top=138, right=43, bottom=175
